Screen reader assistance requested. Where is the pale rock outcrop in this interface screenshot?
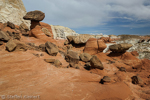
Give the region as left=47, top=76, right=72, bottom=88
left=50, top=25, right=79, bottom=39
left=116, top=38, right=150, bottom=59
left=67, top=34, right=94, bottom=44
left=109, top=35, right=118, bottom=39
left=0, top=0, right=30, bottom=28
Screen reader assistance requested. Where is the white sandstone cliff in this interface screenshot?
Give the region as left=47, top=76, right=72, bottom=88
left=0, top=0, right=30, bottom=27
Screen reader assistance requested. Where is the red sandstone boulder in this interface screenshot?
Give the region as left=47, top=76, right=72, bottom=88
left=83, top=38, right=98, bottom=55
left=97, top=39, right=107, bottom=52
left=83, top=38, right=107, bottom=55
left=40, top=22, right=53, bottom=38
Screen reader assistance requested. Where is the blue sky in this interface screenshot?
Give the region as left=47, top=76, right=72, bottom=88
left=22, top=0, right=150, bottom=35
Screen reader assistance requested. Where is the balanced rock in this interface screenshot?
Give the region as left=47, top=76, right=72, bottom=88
left=23, top=10, right=45, bottom=21
left=80, top=53, right=92, bottom=62
left=6, top=40, right=17, bottom=52
left=45, top=42, right=58, bottom=56
left=65, top=50, right=79, bottom=64
left=0, top=31, right=10, bottom=41
left=90, top=55, right=104, bottom=70
left=7, top=21, right=15, bottom=29
left=109, top=43, right=132, bottom=53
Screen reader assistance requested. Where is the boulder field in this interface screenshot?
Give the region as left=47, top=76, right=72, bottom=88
left=0, top=11, right=150, bottom=100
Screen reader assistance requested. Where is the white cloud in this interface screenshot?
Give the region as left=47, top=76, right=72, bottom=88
left=22, top=0, right=150, bottom=28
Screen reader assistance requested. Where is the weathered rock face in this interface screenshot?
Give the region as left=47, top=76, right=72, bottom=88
left=109, top=43, right=132, bottom=53
left=0, top=0, right=30, bottom=27
left=50, top=25, right=79, bottom=39
left=23, top=10, right=45, bottom=21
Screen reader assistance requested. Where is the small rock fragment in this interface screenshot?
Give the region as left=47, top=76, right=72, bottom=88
left=6, top=40, right=17, bottom=52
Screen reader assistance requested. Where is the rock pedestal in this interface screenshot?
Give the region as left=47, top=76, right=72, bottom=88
left=23, top=10, right=53, bottom=39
